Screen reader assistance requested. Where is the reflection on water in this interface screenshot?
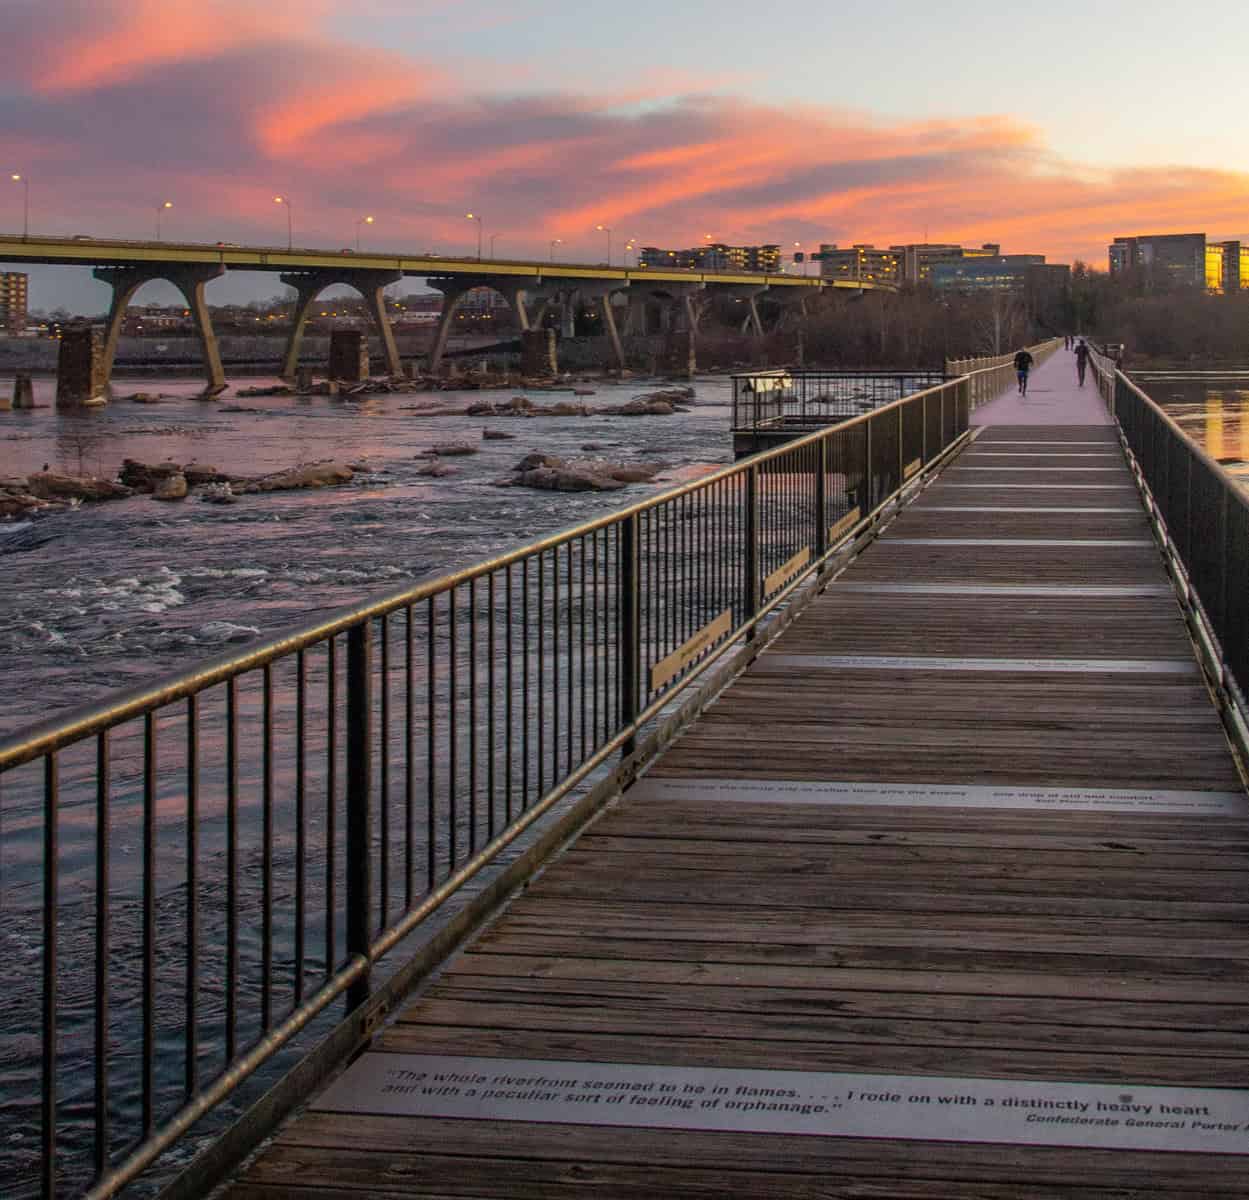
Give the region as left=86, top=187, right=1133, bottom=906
left=1139, top=374, right=1249, bottom=492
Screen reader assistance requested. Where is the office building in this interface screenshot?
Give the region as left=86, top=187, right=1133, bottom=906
left=1205, top=240, right=1249, bottom=293
left=1108, top=234, right=1206, bottom=289
left=638, top=244, right=782, bottom=272
left=929, top=255, right=1058, bottom=293
left=887, top=243, right=1001, bottom=286
left=816, top=245, right=901, bottom=286
left=0, top=271, right=28, bottom=334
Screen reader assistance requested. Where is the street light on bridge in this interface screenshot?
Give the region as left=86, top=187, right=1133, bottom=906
left=355, top=214, right=374, bottom=251
left=489, top=233, right=503, bottom=258
left=273, top=195, right=293, bottom=250
left=155, top=200, right=172, bottom=241
left=549, top=238, right=562, bottom=262
left=595, top=224, right=613, bottom=266
left=10, top=173, right=29, bottom=239
left=465, top=212, right=482, bottom=260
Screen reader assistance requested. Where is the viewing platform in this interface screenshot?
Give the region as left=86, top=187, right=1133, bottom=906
left=223, top=351, right=1249, bottom=1197
left=8, top=343, right=1249, bottom=1199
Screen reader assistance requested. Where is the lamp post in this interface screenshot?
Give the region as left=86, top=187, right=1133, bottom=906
left=549, top=238, right=562, bottom=262
left=489, top=233, right=503, bottom=258
left=465, top=212, right=482, bottom=260
left=273, top=195, right=293, bottom=250
left=595, top=224, right=612, bottom=266
left=355, top=214, right=374, bottom=251
left=10, top=173, right=29, bottom=239
left=624, top=240, right=636, bottom=267
left=155, top=200, right=172, bottom=241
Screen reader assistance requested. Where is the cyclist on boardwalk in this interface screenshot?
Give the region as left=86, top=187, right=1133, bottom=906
left=1074, top=339, right=1090, bottom=387
left=1013, top=348, right=1034, bottom=395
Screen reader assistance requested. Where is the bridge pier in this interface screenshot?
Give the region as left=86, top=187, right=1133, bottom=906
left=716, top=284, right=768, bottom=336
left=280, top=269, right=402, bottom=380
left=95, top=263, right=227, bottom=396
left=427, top=275, right=544, bottom=374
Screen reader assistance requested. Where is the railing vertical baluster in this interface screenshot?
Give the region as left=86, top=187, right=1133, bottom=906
left=261, top=665, right=273, bottom=1031
left=620, top=513, right=640, bottom=755
left=142, top=712, right=156, bottom=1136
left=427, top=599, right=437, bottom=892
left=551, top=549, right=560, bottom=789
left=506, top=565, right=515, bottom=823
left=521, top=560, right=530, bottom=810
left=405, top=607, right=415, bottom=907
left=380, top=617, right=391, bottom=926
left=815, top=438, right=828, bottom=559
left=185, top=697, right=199, bottom=1097
left=42, top=752, right=58, bottom=1200
left=226, top=677, right=238, bottom=1056
left=294, top=650, right=306, bottom=1005
left=469, top=578, right=478, bottom=854
left=448, top=589, right=458, bottom=867
left=569, top=540, right=577, bottom=774
left=346, top=622, right=373, bottom=1011
left=325, top=639, right=337, bottom=976
left=537, top=556, right=545, bottom=799
left=487, top=577, right=496, bottom=840
left=744, top=464, right=760, bottom=636
left=94, top=732, right=110, bottom=1180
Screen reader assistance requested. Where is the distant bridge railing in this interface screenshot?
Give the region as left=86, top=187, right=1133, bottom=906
left=1089, top=350, right=1249, bottom=751
left=0, top=371, right=977, bottom=1199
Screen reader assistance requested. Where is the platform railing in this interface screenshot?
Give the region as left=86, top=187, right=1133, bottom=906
left=0, top=371, right=979, bottom=1199
left=729, top=370, right=946, bottom=432
left=1086, top=357, right=1249, bottom=712
left=945, top=337, right=1063, bottom=409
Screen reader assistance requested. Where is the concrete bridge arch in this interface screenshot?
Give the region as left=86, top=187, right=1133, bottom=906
left=279, top=269, right=404, bottom=380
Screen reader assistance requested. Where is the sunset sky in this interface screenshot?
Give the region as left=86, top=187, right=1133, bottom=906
left=3, top=0, right=1247, bottom=309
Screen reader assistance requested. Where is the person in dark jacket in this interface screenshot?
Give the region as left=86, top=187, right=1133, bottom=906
left=1013, top=349, right=1034, bottom=395
left=1074, top=339, right=1090, bottom=387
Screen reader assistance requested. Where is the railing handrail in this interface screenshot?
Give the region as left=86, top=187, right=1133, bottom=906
left=0, top=372, right=955, bottom=770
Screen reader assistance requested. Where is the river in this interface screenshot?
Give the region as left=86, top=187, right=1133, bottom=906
left=0, top=373, right=736, bottom=738
left=1135, top=371, right=1249, bottom=492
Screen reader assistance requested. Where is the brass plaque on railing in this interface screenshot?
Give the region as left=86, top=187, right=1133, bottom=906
left=764, top=547, right=811, bottom=598
left=829, top=506, right=861, bottom=543
left=904, top=457, right=923, bottom=480
left=650, top=608, right=733, bottom=691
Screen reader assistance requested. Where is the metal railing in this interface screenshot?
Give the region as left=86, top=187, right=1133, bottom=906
left=1088, top=352, right=1249, bottom=718
left=730, top=370, right=946, bottom=432
left=0, top=370, right=983, bottom=1199
left=945, top=338, right=1063, bottom=408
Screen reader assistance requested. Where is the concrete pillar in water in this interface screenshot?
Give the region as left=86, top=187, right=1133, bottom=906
left=12, top=373, right=33, bottom=409
left=522, top=329, right=558, bottom=377
left=56, top=327, right=108, bottom=407
left=664, top=330, right=696, bottom=379
left=328, top=330, right=369, bottom=382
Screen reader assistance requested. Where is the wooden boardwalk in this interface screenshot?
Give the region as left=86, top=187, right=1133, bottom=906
left=228, top=351, right=1249, bottom=1198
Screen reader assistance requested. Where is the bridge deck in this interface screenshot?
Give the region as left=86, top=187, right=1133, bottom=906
left=227, top=351, right=1249, bottom=1198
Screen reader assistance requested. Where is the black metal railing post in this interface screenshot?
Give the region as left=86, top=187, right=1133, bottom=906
left=743, top=465, right=761, bottom=639
left=815, top=437, right=828, bottom=559
left=619, top=514, right=640, bottom=755
left=345, top=622, right=373, bottom=1010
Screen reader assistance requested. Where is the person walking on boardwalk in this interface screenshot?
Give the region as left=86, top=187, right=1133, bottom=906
left=1074, top=338, right=1090, bottom=387
left=1013, top=347, right=1034, bottom=395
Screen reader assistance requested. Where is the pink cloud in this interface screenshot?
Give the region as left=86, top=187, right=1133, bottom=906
left=2, top=1, right=1246, bottom=265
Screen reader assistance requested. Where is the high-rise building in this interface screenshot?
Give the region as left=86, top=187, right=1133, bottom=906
left=1205, top=241, right=1249, bottom=294
left=1108, top=234, right=1206, bottom=288
left=930, top=256, right=1069, bottom=296
left=0, top=271, right=28, bottom=334
left=887, top=243, right=1001, bottom=286
left=638, top=244, right=781, bottom=273
left=816, top=245, right=901, bottom=286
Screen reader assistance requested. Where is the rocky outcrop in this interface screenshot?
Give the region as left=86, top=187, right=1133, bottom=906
left=416, top=461, right=458, bottom=478
left=26, top=472, right=133, bottom=502
left=238, top=462, right=355, bottom=493
left=482, top=428, right=516, bottom=440
left=153, top=473, right=188, bottom=501
left=494, top=453, right=664, bottom=493
left=428, top=442, right=479, bottom=457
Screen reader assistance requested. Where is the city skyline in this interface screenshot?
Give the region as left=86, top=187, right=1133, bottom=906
left=2, top=0, right=1247, bottom=310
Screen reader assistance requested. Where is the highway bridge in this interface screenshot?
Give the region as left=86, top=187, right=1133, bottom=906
left=5, top=344, right=1249, bottom=1198
left=0, top=234, right=889, bottom=392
